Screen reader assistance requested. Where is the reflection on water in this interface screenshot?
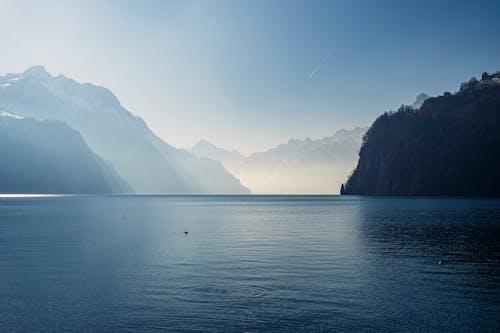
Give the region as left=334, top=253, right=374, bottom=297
left=0, top=196, right=499, bottom=332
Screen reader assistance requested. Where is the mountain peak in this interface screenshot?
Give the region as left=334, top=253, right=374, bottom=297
left=22, top=65, right=51, bottom=78
left=193, top=139, right=217, bottom=150
left=0, top=67, right=249, bottom=194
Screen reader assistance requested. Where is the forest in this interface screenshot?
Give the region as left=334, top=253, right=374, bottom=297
left=342, top=72, right=500, bottom=196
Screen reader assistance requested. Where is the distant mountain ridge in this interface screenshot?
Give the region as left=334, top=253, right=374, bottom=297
left=190, top=127, right=367, bottom=194
left=191, top=139, right=246, bottom=167
left=412, top=93, right=429, bottom=109
left=0, top=66, right=249, bottom=194
left=0, top=111, right=129, bottom=194
left=342, top=71, right=500, bottom=196
left=246, top=126, right=367, bottom=165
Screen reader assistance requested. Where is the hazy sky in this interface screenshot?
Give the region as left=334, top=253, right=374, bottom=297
left=1, top=0, right=500, bottom=154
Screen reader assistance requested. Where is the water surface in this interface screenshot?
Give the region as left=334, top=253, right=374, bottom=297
left=0, top=196, right=499, bottom=332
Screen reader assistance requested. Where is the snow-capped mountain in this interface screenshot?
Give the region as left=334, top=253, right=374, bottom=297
left=0, top=66, right=249, bottom=194
left=246, top=126, right=367, bottom=166
left=189, top=127, right=367, bottom=194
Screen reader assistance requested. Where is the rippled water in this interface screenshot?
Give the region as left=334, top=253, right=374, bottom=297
left=0, top=196, right=499, bottom=332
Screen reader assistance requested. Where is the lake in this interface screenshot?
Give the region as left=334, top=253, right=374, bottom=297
left=0, top=195, right=499, bottom=332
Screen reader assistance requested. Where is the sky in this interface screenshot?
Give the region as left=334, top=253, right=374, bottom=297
left=1, top=0, right=500, bottom=154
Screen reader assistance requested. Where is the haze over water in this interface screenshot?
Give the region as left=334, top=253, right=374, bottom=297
left=0, top=196, right=498, bottom=332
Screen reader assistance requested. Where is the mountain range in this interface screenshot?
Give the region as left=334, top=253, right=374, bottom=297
left=0, top=66, right=249, bottom=194
left=189, top=127, right=368, bottom=194
left=3, top=66, right=460, bottom=196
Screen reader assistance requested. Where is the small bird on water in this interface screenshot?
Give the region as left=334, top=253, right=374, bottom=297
left=184, top=231, right=188, bottom=235
left=438, top=260, right=443, bottom=265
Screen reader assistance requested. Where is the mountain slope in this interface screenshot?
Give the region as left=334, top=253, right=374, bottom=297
left=0, top=111, right=129, bottom=194
left=343, top=72, right=500, bottom=196
left=0, top=66, right=249, bottom=194
left=190, top=127, right=367, bottom=194
left=191, top=139, right=246, bottom=168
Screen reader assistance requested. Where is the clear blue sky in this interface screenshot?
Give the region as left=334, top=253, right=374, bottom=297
left=1, top=0, right=499, bottom=153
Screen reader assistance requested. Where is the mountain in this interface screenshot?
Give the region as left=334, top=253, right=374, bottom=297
left=190, top=139, right=246, bottom=169
left=246, top=127, right=367, bottom=165
left=190, top=127, right=367, bottom=194
left=0, top=111, right=129, bottom=194
left=0, top=66, right=249, bottom=194
left=342, top=72, right=500, bottom=196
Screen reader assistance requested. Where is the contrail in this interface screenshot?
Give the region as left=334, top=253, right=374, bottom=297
left=308, top=53, right=331, bottom=80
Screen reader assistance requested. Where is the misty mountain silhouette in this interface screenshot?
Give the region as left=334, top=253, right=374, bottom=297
left=191, top=139, right=246, bottom=167
left=342, top=72, right=500, bottom=196
left=0, top=112, right=129, bottom=194
left=0, top=66, right=249, bottom=194
left=190, top=127, right=367, bottom=194
left=412, top=93, right=429, bottom=109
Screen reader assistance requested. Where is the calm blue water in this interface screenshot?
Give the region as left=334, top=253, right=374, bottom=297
left=0, top=196, right=499, bottom=332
